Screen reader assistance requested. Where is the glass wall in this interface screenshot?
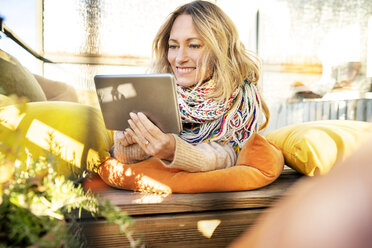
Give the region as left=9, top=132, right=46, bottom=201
left=1, top=0, right=371, bottom=106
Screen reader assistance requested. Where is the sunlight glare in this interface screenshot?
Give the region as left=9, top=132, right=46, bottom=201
left=25, top=119, right=84, bottom=168
left=136, top=175, right=172, bottom=194
left=132, top=192, right=170, bottom=204
left=0, top=105, right=26, bottom=130
left=317, top=24, right=361, bottom=66
left=125, top=167, right=133, bottom=177
left=197, top=219, right=221, bottom=239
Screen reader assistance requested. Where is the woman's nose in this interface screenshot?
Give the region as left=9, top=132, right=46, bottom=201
left=176, top=47, right=188, bottom=63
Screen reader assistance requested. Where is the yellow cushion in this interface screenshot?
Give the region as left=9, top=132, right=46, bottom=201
left=0, top=101, right=113, bottom=178
left=266, top=120, right=372, bottom=176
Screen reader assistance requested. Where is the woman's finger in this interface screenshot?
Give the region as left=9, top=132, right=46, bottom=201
left=125, top=128, right=136, bottom=144
left=131, top=112, right=166, bottom=145
left=128, top=118, right=151, bottom=149
left=125, top=126, right=151, bottom=152
left=121, top=131, right=130, bottom=146
left=137, top=112, right=164, bottom=137
left=124, top=130, right=136, bottom=146
left=116, top=131, right=129, bottom=147
left=129, top=113, right=156, bottom=144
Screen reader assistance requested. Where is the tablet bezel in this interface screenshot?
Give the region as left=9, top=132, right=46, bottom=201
left=94, top=73, right=182, bottom=134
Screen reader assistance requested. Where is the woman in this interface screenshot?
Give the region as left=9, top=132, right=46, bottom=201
left=113, top=0, right=270, bottom=172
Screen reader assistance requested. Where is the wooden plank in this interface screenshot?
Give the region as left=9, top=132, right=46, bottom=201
left=345, top=100, right=355, bottom=120
left=294, top=102, right=304, bottom=123
left=282, top=103, right=290, bottom=126
left=266, top=104, right=280, bottom=132
left=322, top=101, right=330, bottom=120
left=338, top=101, right=347, bottom=120
left=287, top=101, right=294, bottom=125
left=303, top=101, right=310, bottom=122
left=82, top=168, right=302, bottom=217
left=309, top=101, right=316, bottom=121
left=270, top=103, right=287, bottom=130
left=315, top=101, right=322, bottom=120
left=79, top=208, right=264, bottom=248
left=356, top=99, right=366, bottom=121
left=367, top=100, right=372, bottom=121
left=329, top=101, right=338, bottom=120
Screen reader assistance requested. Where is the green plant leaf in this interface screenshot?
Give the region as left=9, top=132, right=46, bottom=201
left=0, top=96, right=142, bottom=247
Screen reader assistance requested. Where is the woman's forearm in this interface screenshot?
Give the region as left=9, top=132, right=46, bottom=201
left=160, top=135, right=237, bottom=172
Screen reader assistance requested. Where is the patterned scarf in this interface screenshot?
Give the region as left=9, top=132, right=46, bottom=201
left=177, top=80, right=262, bottom=152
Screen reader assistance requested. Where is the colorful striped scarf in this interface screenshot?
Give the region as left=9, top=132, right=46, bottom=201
left=177, top=80, right=262, bottom=152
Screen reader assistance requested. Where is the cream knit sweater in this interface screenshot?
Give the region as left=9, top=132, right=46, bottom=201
left=112, top=131, right=237, bottom=172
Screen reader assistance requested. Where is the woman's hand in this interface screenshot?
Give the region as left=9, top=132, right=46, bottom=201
left=115, top=129, right=137, bottom=147
left=126, top=112, right=176, bottom=161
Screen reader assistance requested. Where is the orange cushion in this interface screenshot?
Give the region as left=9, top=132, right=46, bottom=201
left=95, top=133, right=284, bottom=193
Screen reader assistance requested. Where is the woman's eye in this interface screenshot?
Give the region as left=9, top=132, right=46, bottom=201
left=168, top=44, right=177, bottom=49
left=190, top=44, right=201, bottom=48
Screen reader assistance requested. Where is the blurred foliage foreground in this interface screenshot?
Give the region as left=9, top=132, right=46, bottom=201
left=0, top=96, right=142, bottom=248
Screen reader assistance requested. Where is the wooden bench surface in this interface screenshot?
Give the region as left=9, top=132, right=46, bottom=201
left=78, top=167, right=303, bottom=247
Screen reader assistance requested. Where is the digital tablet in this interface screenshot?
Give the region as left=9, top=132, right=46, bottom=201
left=94, top=73, right=182, bottom=134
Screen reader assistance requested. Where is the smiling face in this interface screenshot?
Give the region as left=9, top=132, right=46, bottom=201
left=167, top=14, right=209, bottom=87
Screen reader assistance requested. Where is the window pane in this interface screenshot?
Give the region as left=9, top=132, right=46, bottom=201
left=0, top=0, right=40, bottom=74
left=44, top=0, right=189, bottom=57
left=259, top=0, right=372, bottom=103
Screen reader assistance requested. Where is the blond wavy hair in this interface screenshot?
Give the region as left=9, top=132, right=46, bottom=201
left=151, top=0, right=270, bottom=130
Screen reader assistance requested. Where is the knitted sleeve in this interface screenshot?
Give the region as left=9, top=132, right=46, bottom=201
left=160, top=135, right=237, bottom=172
left=112, top=131, right=149, bottom=164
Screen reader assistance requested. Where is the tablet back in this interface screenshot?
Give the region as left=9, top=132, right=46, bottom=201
left=94, top=73, right=182, bottom=133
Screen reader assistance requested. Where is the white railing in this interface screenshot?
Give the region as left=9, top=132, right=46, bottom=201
left=266, top=98, right=372, bottom=132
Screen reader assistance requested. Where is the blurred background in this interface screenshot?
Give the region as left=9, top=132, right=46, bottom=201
left=1, top=0, right=372, bottom=131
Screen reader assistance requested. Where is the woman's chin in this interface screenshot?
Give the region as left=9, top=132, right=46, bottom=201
left=176, top=78, right=197, bottom=87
